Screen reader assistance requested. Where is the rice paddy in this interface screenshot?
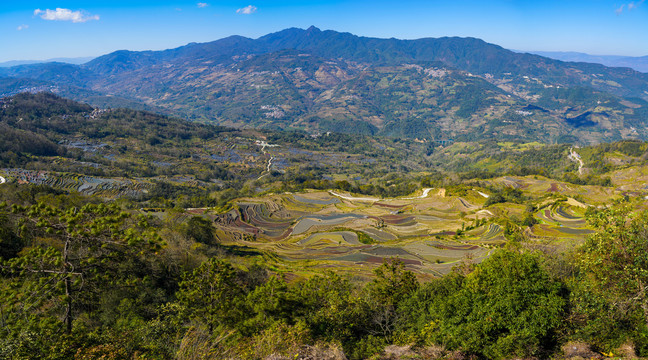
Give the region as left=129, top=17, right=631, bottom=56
left=0, top=168, right=153, bottom=197
left=206, top=174, right=640, bottom=277
left=5, top=162, right=645, bottom=278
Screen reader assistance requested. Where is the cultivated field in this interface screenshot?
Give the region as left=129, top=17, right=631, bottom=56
left=197, top=174, right=636, bottom=278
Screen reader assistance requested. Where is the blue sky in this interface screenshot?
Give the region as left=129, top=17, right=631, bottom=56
left=1, top=0, right=647, bottom=62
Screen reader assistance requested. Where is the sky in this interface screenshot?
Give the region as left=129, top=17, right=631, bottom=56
left=1, top=0, right=647, bottom=62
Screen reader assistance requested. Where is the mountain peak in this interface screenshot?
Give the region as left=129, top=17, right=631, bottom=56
left=306, top=25, right=321, bottom=32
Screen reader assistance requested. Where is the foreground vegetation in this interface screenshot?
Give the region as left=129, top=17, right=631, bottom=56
left=2, top=184, right=648, bottom=359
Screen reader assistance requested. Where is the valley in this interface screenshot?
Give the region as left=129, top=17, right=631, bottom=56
left=0, top=93, right=643, bottom=282
left=3, top=25, right=648, bottom=360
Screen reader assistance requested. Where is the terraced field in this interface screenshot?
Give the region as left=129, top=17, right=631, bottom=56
left=205, top=175, right=641, bottom=277
left=4, top=165, right=645, bottom=278
left=530, top=204, right=594, bottom=242
left=465, top=223, right=505, bottom=244
left=609, top=165, right=648, bottom=194
left=0, top=168, right=152, bottom=197
left=485, top=176, right=618, bottom=204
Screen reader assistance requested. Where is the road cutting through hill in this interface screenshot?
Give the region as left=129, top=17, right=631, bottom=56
left=569, top=147, right=584, bottom=175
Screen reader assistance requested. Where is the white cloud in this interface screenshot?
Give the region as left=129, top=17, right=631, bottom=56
left=628, top=0, right=645, bottom=10
left=616, top=0, right=644, bottom=14
left=236, top=5, right=257, bottom=14
left=34, top=8, right=100, bottom=23
left=197, top=2, right=208, bottom=8
left=17, top=24, right=29, bottom=31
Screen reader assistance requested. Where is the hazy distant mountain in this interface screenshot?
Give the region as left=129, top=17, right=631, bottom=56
left=1, top=26, right=648, bottom=144
left=0, top=56, right=95, bottom=68
left=527, top=51, right=648, bottom=73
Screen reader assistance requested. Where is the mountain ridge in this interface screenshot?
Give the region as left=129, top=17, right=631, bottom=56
left=0, top=56, right=95, bottom=68
left=1, top=26, right=648, bottom=144
left=527, top=51, right=648, bottom=73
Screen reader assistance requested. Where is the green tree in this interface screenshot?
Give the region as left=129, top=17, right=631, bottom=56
left=243, top=275, right=300, bottom=334
left=292, top=272, right=362, bottom=343
left=364, top=258, right=419, bottom=342
left=425, top=250, right=567, bottom=359
left=2, top=202, right=162, bottom=334
left=181, top=216, right=217, bottom=245
left=176, top=258, right=246, bottom=331
left=395, top=271, right=465, bottom=344
left=0, top=205, right=21, bottom=260
left=572, top=206, right=648, bottom=352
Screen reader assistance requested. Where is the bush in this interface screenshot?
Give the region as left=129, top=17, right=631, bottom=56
left=401, top=250, right=567, bottom=359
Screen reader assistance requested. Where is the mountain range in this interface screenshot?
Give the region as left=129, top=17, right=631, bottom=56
left=1, top=26, right=648, bottom=144
left=0, top=56, right=95, bottom=68
left=528, top=51, right=648, bottom=74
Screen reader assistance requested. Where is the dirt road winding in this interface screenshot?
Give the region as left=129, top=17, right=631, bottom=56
left=568, top=147, right=584, bottom=175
